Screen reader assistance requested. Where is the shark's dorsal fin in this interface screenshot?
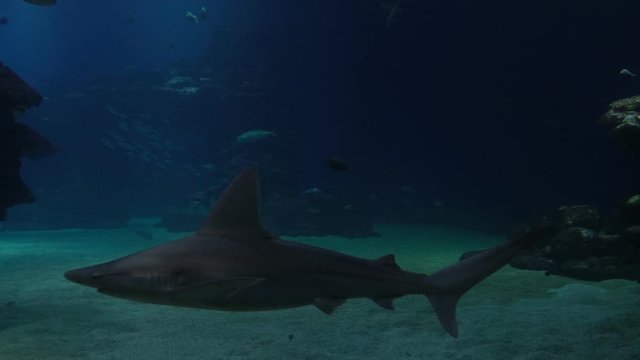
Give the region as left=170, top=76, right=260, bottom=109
left=375, top=254, right=401, bottom=270
left=198, top=168, right=273, bottom=240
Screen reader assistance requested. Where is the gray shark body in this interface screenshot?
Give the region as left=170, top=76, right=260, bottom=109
left=65, top=169, right=541, bottom=337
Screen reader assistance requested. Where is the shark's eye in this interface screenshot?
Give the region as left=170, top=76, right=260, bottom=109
left=92, top=273, right=100, bottom=280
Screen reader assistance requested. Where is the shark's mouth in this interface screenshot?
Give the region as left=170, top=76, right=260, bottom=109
left=97, top=286, right=170, bottom=305
left=97, top=287, right=126, bottom=298
left=98, top=286, right=145, bottom=302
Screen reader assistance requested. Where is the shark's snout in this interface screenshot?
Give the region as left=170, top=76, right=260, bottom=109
left=64, top=266, right=102, bottom=288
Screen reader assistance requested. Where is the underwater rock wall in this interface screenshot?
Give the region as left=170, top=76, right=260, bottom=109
left=0, top=63, right=55, bottom=221
left=0, top=60, right=377, bottom=237
left=600, top=95, right=640, bottom=158
left=508, top=203, right=640, bottom=282
left=500, top=96, right=640, bottom=282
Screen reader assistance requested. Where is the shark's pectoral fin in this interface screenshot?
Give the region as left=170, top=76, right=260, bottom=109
left=169, top=277, right=265, bottom=301
left=313, top=297, right=345, bottom=315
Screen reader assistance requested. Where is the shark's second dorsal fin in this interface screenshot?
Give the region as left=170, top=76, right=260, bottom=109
left=198, top=168, right=273, bottom=240
left=375, top=254, right=401, bottom=270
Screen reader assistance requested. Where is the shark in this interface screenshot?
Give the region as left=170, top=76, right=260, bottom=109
left=64, top=168, right=542, bottom=337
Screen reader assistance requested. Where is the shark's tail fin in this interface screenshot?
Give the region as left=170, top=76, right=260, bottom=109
left=422, top=227, right=543, bottom=337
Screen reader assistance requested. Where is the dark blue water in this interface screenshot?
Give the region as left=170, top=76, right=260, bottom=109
left=1, top=0, right=639, bottom=232
left=2, top=2, right=640, bottom=358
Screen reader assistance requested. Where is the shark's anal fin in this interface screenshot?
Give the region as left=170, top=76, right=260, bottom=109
left=169, top=277, right=265, bottom=301
left=313, top=297, right=345, bottom=315
left=372, top=297, right=396, bottom=310
left=198, top=168, right=273, bottom=240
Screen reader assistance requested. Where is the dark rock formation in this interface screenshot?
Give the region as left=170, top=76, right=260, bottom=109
left=459, top=95, right=640, bottom=283
left=508, top=201, right=640, bottom=282
left=458, top=201, right=640, bottom=282
left=0, top=63, right=42, bottom=107
left=0, top=62, right=55, bottom=220
left=553, top=205, right=600, bottom=229
left=599, top=95, right=640, bottom=158
left=618, top=194, right=640, bottom=224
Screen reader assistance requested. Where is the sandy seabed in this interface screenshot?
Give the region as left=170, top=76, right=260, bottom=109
left=0, top=222, right=638, bottom=360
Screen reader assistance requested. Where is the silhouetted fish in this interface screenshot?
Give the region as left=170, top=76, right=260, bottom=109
left=326, top=158, right=348, bottom=171
left=0, top=17, right=8, bottom=25
left=22, top=0, right=56, bottom=5
left=236, top=129, right=275, bottom=143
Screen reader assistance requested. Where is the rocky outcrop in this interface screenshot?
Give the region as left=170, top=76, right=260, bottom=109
left=459, top=201, right=640, bottom=282
left=599, top=95, right=640, bottom=158
left=460, top=96, right=640, bottom=283
left=0, top=63, right=42, bottom=107
left=510, top=201, right=640, bottom=282
left=0, top=62, right=55, bottom=220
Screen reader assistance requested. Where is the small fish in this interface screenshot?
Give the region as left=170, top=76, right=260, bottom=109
left=0, top=17, right=8, bottom=25
left=620, top=68, right=636, bottom=77
left=381, top=0, right=402, bottom=28
left=186, top=11, right=199, bottom=24
left=301, top=187, right=323, bottom=196
left=198, top=7, right=207, bottom=21
left=236, top=129, right=276, bottom=143
left=326, top=158, right=349, bottom=171
left=22, top=0, right=56, bottom=5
